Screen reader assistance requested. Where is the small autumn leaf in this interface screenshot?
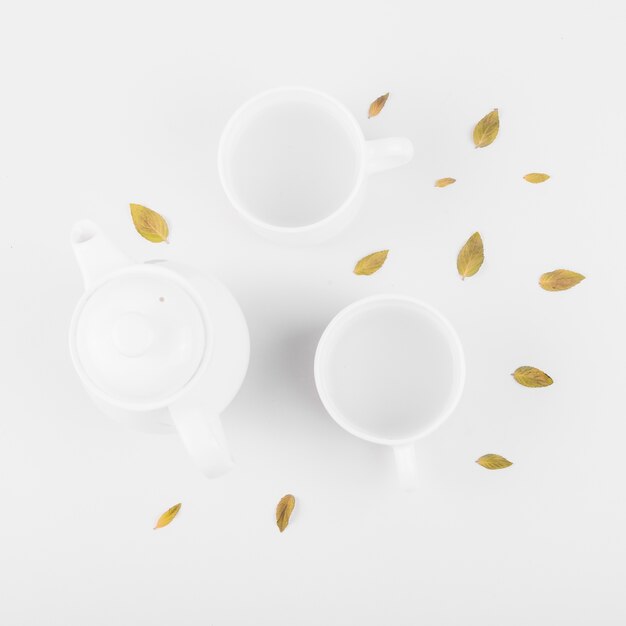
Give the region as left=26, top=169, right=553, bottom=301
left=354, top=250, right=389, bottom=276
left=512, top=366, right=553, bottom=388
left=435, top=177, right=456, bottom=188
left=368, top=93, right=389, bottom=118
left=524, top=173, right=550, bottom=184
left=276, top=494, right=296, bottom=533
left=154, top=503, right=181, bottom=529
left=476, top=454, right=513, bottom=470
left=456, top=232, right=484, bottom=279
left=130, top=203, right=169, bottom=243
left=539, top=269, right=585, bottom=291
left=473, top=109, right=499, bottom=148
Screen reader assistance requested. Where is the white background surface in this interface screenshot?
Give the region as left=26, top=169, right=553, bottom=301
left=1, top=1, right=625, bottom=624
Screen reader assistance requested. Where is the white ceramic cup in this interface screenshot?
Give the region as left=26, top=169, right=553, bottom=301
left=218, top=87, right=414, bottom=244
left=314, top=295, right=465, bottom=490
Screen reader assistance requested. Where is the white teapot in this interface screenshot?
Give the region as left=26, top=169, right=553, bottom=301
left=69, top=220, right=249, bottom=477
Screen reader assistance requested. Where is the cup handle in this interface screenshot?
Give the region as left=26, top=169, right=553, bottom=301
left=366, top=138, right=414, bottom=174
left=393, top=443, right=418, bottom=491
left=169, top=400, right=234, bottom=478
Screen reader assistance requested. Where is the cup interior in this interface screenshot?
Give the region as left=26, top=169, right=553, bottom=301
left=219, top=88, right=363, bottom=229
left=315, top=296, right=465, bottom=444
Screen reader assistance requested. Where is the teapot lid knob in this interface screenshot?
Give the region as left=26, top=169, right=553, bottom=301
left=113, top=313, right=155, bottom=358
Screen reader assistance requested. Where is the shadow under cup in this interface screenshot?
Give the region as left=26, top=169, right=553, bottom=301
left=315, top=296, right=465, bottom=445
left=218, top=88, right=364, bottom=230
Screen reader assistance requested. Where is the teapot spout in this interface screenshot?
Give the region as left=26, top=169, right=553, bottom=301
left=71, top=220, right=132, bottom=289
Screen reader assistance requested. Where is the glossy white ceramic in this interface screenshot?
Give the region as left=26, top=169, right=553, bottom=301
left=218, top=87, right=414, bottom=244
left=69, top=220, right=250, bottom=478
left=315, top=294, right=465, bottom=490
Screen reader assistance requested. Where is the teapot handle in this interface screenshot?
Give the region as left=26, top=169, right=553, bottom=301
left=169, top=400, right=234, bottom=478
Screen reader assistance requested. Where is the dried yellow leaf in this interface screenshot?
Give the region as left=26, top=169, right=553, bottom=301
left=368, top=93, right=389, bottom=118
left=354, top=250, right=389, bottom=276
left=456, top=232, right=484, bottom=279
left=524, top=173, right=550, bottom=183
left=473, top=109, right=499, bottom=148
left=130, top=203, right=169, bottom=243
left=154, top=503, right=181, bottom=529
left=476, top=454, right=513, bottom=470
left=276, top=494, right=295, bottom=533
left=539, top=269, right=585, bottom=291
left=512, top=366, right=553, bottom=388
left=435, top=177, right=456, bottom=188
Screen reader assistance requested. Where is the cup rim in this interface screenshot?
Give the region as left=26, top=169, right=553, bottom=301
left=217, top=86, right=366, bottom=234
left=314, top=294, right=466, bottom=446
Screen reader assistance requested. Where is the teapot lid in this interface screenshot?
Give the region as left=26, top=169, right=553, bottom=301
left=70, top=265, right=208, bottom=408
